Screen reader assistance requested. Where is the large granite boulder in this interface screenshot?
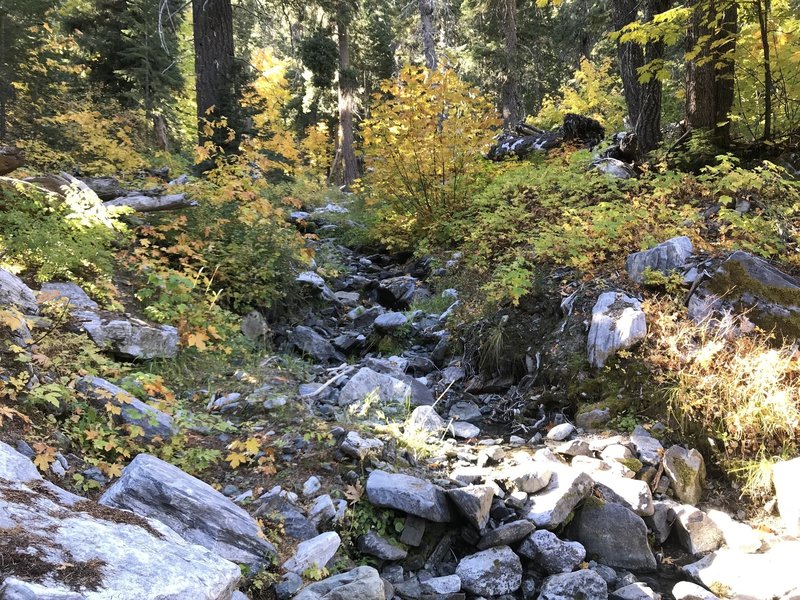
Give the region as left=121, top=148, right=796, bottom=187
left=366, top=470, right=452, bottom=522
left=569, top=499, right=657, bottom=571
left=76, top=376, right=177, bottom=442
left=587, top=292, right=646, bottom=368
left=74, top=310, right=178, bottom=360
left=626, top=236, right=693, bottom=284
left=0, top=268, right=38, bottom=314
left=339, top=367, right=433, bottom=407
left=0, top=443, right=241, bottom=600
left=688, top=251, right=800, bottom=339
left=455, top=546, right=522, bottom=596
left=100, top=454, right=276, bottom=571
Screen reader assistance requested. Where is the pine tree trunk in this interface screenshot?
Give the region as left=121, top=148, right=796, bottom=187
left=635, top=0, right=669, bottom=154
left=714, top=1, right=738, bottom=146
left=501, top=0, right=522, bottom=128
left=756, top=0, right=772, bottom=139
left=192, top=0, right=237, bottom=143
left=613, top=0, right=644, bottom=129
left=337, top=4, right=358, bottom=189
left=419, top=0, right=437, bottom=70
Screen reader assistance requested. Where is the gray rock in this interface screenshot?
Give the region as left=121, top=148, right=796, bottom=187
left=421, top=575, right=461, bottom=595
left=477, top=520, right=535, bottom=550
left=446, top=485, right=494, bottom=530
left=283, top=531, right=341, bottom=574
left=592, top=473, right=654, bottom=517
left=293, top=566, right=386, bottom=600
left=449, top=401, right=482, bottom=422
left=705, top=510, right=763, bottom=553
left=576, top=408, right=613, bottom=429
left=358, top=531, right=408, bottom=561
left=400, top=515, right=427, bottom=546
left=74, top=311, right=178, bottom=360
left=441, top=366, right=465, bottom=384
left=448, top=421, right=481, bottom=439
left=374, top=311, right=408, bottom=332
left=614, top=582, right=660, bottom=600
left=334, top=291, right=360, bottom=306
left=455, top=546, right=522, bottom=596
left=499, top=464, right=553, bottom=494
left=296, top=271, right=338, bottom=303
left=100, top=453, right=276, bottom=571
left=406, top=405, right=446, bottom=435
left=587, top=292, right=647, bottom=368
left=663, top=445, right=705, bottom=505
left=569, top=500, right=657, bottom=571
left=309, top=494, right=337, bottom=527
left=522, top=465, right=593, bottom=528
left=241, top=310, right=269, bottom=342
left=645, top=499, right=678, bottom=544
left=630, top=426, right=663, bottom=465
left=339, top=367, right=433, bottom=407
left=340, top=431, right=385, bottom=460
left=348, top=305, right=386, bottom=328
left=76, top=376, right=176, bottom=441
left=626, top=236, right=694, bottom=284
left=672, top=581, right=720, bottom=600
left=0, top=268, right=38, bottom=314
left=303, top=476, right=322, bottom=496
left=546, top=423, right=575, bottom=441
left=289, top=326, right=342, bottom=363
left=0, top=446, right=240, bottom=600
left=538, top=570, right=608, bottom=600
left=255, top=495, right=318, bottom=541
left=332, top=332, right=366, bottom=352
left=555, top=439, right=592, bottom=457
left=366, top=470, right=452, bottom=523
left=377, top=276, right=420, bottom=309
left=773, top=456, right=800, bottom=535
left=41, top=282, right=98, bottom=310
left=672, top=505, right=724, bottom=555
left=683, top=541, right=800, bottom=600
left=592, top=157, right=636, bottom=180
left=275, top=572, right=304, bottom=600
left=518, top=530, right=585, bottom=574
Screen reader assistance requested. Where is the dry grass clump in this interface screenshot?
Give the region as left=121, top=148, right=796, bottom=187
left=643, top=296, right=800, bottom=496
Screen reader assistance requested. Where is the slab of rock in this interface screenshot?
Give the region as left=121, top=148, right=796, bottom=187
left=339, top=367, right=433, bottom=407
left=518, top=530, right=585, bottom=574
left=358, top=531, right=407, bottom=561
left=773, top=456, right=800, bottom=535
left=672, top=505, right=724, bottom=555
left=294, top=566, right=386, bottom=600
left=576, top=407, right=613, bottom=429
left=374, top=311, right=408, bottom=332
left=449, top=421, right=481, bottom=439
left=499, top=463, right=554, bottom=494
left=646, top=499, right=679, bottom=544
left=587, top=292, right=647, bottom=368
left=76, top=376, right=176, bottom=441
left=592, top=472, right=654, bottom=517
left=100, top=453, right=276, bottom=570
left=446, top=485, right=494, bottom=530
left=283, top=531, right=341, bottom=574
left=630, top=426, right=664, bottom=465
left=547, top=423, right=575, bottom=441
left=683, top=541, right=800, bottom=600
left=626, top=236, right=693, bottom=284
left=406, top=405, right=446, bottom=435
left=455, top=546, right=522, bottom=596
left=0, top=444, right=240, bottom=600
left=421, top=575, right=461, bottom=594
left=288, top=326, right=342, bottom=363
left=614, top=582, right=660, bottom=600
left=569, top=499, right=657, bottom=571
left=348, top=305, right=386, bottom=328
left=41, top=281, right=99, bottom=310
left=538, top=569, right=608, bottom=600
left=0, top=268, right=39, bottom=314
left=377, top=276, right=420, bottom=309
left=688, top=251, right=800, bottom=339
left=340, top=431, right=385, bottom=460
left=672, top=581, right=720, bottom=600
left=706, top=510, right=762, bottom=553
left=296, top=271, right=338, bottom=303
left=74, top=310, right=178, bottom=360
left=477, top=519, right=535, bottom=550
left=255, top=495, right=318, bottom=541
left=522, top=465, right=593, bottom=528
left=366, top=470, right=452, bottom=523
left=663, top=445, right=705, bottom=505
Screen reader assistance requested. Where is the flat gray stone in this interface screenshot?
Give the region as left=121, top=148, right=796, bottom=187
left=288, top=326, right=342, bottom=363
left=420, top=575, right=461, bottom=594
left=522, top=465, right=593, bottom=528
left=538, top=570, right=608, bottom=600
left=547, top=423, right=575, bottom=441
left=626, top=236, right=693, bottom=284
left=406, top=405, right=446, bottom=435
left=0, top=268, right=38, bottom=314
left=41, top=282, right=98, bottom=310
left=448, top=421, right=481, bottom=439
left=339, top=367, right=433, bottom=407
left=672, top=581, right=720, bottom=600
left=499, top=463, right=553, bottom=494
left=283, top=532, right=341, bottom=574
left=673, top=504, right=724, bottom=555
left=446, top=485, right=494, bottom=530
left=100, top=453, right=275, bottom=571
left=293, top=566, right=386, bottom=600
left=477, top=520, right=535, bottom=550
left=592, top=472, right=654, bottom=516
left=358, top=531, right=407, bottom=561
left=587, top=292, right=646, bottom=368
left=366, top=470, right=452, bottom=523
left=663, top=445, right=705, bottom=505
left=373, top=311, right=408, bottom=332
left=74, top=310, right=178, bottom=360
left=0, top=441, right=42, bottom=483
left=518, top=529, right=585, bottom=574
left=340, top=431, right=384, bottom=460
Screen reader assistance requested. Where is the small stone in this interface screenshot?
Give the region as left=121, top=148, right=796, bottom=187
left=455, top=546, right=522, bottom=596
left=477, top=520, right=535, bottom=550
left=673, top=505, right=724, bottom=555
left=294, top=566, right=386, bottom=600
left=421, top=575, right=461, bottom=595
left=499, top=463, right=553, bottom=494
left=282, top=531, right=341, bottom=574
left=275, top=572, right=303, bottom=600
left=449, top=401, right=482, bottom=422
left=449, top=421, right=481, bottom=439
left=367, top=470, right=452, bottom=522
left=303, top=476, right=322, bottom=497
left=587, top=291, right=647, bottom=368
left=630, top=426, right=664, bottom=465
left=518, top=530, right=585, bottom=574
left=309, top=494, right=337, bottom=526
left=614, top=582, right=660, bottom=600
left=663, top=445, right=705, bottom=505
left=672, top=581, right=720, bottom=600
left=406, top=405, right=446, bottom=435
left=400, top=515, right=426, bottom=547
left=358, top=530, right=408, bottom=561
left=576, top=408, right=613, bottom=429
left=522, top=466, right=593, bottom=528
left=341, top=431, right=385, bottom=460
left=477, top=446, right=505, bottom=468
left=538, top=570, right=608, bottom=600
left=374, top=311, right=409, bottom=332
left=546, top=423, right=575, bottom=441
left=447, top=485, right=494, bottom=530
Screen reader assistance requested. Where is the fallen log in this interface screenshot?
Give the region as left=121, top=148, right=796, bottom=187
left=488, top=113, right=605, bottom=161
left=0, top=146, right=24, bottom=175
left=104, top=193, right=198, bottom=212
left=81, top=177, right=128, bottom=200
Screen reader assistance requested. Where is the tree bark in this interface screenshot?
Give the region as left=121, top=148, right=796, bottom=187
left=500, top=0, right=522, bottom=128
left=635, top=0, right=669, bottom=154
left=419, top=0, right=437, bottom=70
left=337, top=3, right=358, bottom=189
left=613, top=0, right=645, bottom=129
left=714, top=1, right=738, bottom=146
left=755, top=0, right=772, bottom=139
left=192, top=0, right=237, bottom=143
